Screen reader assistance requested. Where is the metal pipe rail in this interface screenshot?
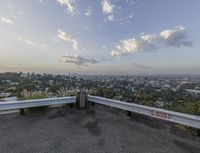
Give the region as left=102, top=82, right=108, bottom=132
left=88, top=95, right=200, bottom=129
left=0, top=96, right=77, bottom=111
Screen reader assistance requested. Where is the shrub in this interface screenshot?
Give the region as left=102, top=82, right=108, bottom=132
left=20, top=90, right=49, bottom=113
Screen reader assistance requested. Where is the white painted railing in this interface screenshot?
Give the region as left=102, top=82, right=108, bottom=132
left=0, top=96, right=76, bottom=111
left=88, top=95, right=200, bottom=129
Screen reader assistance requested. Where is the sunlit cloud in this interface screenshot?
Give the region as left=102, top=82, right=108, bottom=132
left=57, top=29, right=78, bottom=50
left=101, top=0, right=115, bottom=22
left=57, top=0, right=75, bottom=16
left=0, top=16, right=14, bottom=24
left=85, top=8, right=91, bottom=16
left=111, top=26, right=192, bottom=57
left=59, top=55, right=99, bottom=66
left=111, top=37, right=157, bottom=57
left=101, top=0, right=114, bottom=14
left=107, top=15, right=114, bottom=21
left=160, top=26, right=192, bottom=47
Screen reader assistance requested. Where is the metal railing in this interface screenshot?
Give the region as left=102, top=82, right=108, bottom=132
left=0, top=93, right=200, bottom=129
left=0, top=96, right=76, bottom=111
left=88, top=95, right=200, bottom=129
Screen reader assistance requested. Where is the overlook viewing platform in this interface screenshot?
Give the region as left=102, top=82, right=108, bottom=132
left=0, top=105, right=200, bottom=153
left=0, top=94, right=200, bottom=153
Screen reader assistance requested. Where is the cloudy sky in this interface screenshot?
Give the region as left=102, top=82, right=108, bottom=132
left=0, top=0, right=200, bottom=75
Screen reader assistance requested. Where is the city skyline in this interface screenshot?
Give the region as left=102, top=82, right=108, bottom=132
left=0, top=0, right=200, bottom=75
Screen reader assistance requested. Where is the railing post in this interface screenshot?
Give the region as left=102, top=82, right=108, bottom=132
left=198, top=129, right=200, bottom=137
left=78, top=91, right=86, bottom=108
left=127, top=111, right=132, bottom=117
left=20, top=109, right=25, bottom=115
left=69, top=103, right=74, bottom=108
left=91, top=102, right=95, bottom=106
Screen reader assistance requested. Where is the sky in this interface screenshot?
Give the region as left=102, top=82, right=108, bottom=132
left=0, top=0, right=200, bottom=75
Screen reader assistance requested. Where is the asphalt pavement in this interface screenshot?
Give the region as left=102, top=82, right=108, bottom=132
left=0, top=105, right=200, bottom=153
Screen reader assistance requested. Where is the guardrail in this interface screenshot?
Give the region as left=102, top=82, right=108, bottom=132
left=1, top=94, right=200, bottom=130
left=0, top=96, right=77, bottom=111
left=88, top=95, right=200, bottom=129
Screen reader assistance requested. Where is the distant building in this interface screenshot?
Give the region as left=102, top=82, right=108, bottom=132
left=0, top=92, right=11, bottom=98
left=2, top=80, right=11, bottom=83
left=186, top=89, right=200, bottom=95
left=10, top=82, right=19, bottom=85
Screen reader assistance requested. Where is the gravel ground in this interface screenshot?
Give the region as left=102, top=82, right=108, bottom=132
left=0, top=105, right=200, bottom=153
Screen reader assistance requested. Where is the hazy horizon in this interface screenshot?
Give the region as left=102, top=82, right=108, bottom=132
left=1, top=0, right=200, bottom=75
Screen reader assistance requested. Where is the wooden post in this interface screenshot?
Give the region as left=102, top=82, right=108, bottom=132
left=79, top=91, right=86, bottom=108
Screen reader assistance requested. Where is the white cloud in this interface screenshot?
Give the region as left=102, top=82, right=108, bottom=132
left=57, top=0, right=75, bottom=16
left=107, top=15, right=114, bottom=21
left=57, top=29, right=78, bottom=50
left=160, top=26, right=192, bottom=47
left=101, top=0, right=114, bottom=14
left=111, top=26, right=192, bottom=57
left=0, top=16, right=14, bottom=24
left=111, top=37, right=157, bottom=57
left=101, top=0, right=115, bottom=22
left=59, top=55, right=99, bottom=66
left=85, top=9, right=91, bottom=16
left=141, top=34, right=158, bottom=42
